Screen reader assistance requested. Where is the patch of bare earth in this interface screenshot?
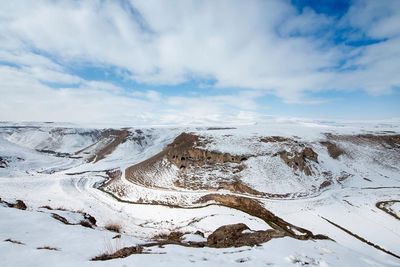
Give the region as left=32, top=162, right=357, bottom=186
left=37, top=246, right=60, bottom=251
left=320, top=141, right=345, bottom=159
left=4, top=239, right=25, bottom=245
left=153, top=231, right=185, bottom=243
left=92, top=246, right=145, bottom=261
left=88, top=129, right=130, bottom=163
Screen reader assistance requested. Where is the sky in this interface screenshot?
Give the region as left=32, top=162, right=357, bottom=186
left=0, top=0, right=399, bottom=125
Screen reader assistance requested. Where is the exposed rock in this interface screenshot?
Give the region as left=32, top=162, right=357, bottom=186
left=92, top=246, right=144, bottom=261
left=125, top=132, right=248, bottom=191
left=336, top=171, right=352, bottom=182
left=206, top=127, right=236, bottom=131
left=279, top=147, right=318, bottom=176
left=4, top=239, right=25, bottom=245
left=83, top=213, right=97, bottom=226
left=166, top=133, right=244, bottom=168
left=0, top=157, right=8, bottom=168
left=49, top=208, right=97, bottom=228
left=36, top=149, right=72, bottom=158
left=13, top=200, right=27, bottom=210
left=37, top=246, right=60, bottom=251
left=194, top=230, right=205, bottom=238
left=89, top=129, right=129, bottom=163
left=0, top=198, right=27, bottom=210
left=319, top=180, right=332, bottom=190
left=153, top=231, right=185, bottom=242
left=320, top=141, right=345, bottom=159
left=207, top=223, right=285, bottom=248
left=51, top=213, right=70, bottom=225
left=79, top=220, right=93, bottom=228
left=303, top=147, right=318, bottom=161
left=260, top=136, right=293, bottom=143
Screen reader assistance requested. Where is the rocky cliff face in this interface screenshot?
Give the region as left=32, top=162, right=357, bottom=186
left=125, top=132, right=331, bottom=196
left=261, top=136, right=319, bottom=176
left=165, top=132, right=245, bottom=169
left=279, top=147, right=318, bottom=176
left=123, top=130, right=400, bottom=199
left=125, top=132, right=248, bottom=190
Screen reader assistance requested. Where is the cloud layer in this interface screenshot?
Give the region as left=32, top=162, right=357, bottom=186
left=0, top=0, right=399, bottom=124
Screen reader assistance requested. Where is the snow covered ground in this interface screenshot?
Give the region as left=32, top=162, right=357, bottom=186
left=0, top=119, right=399, bottom=266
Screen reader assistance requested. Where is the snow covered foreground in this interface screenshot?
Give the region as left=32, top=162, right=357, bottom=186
left=0, top=119, right=400, bottom=266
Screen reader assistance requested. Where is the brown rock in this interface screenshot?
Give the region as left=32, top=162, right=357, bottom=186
left=320, top=141, right=345, bottom=159
left=166, top=133, right=244, bottom=168
left=13, top=200, right=27, bottom=210
left=260, top=136, right=292, bottom=143
left=207, top=223, right=285, bottom=248
left=303, top=147, right=318, bottom=162
left=279, top=147, right=318, bottom=176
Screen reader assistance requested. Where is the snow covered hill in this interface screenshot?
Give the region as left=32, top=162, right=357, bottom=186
left=0, top=119, right=399, bottom=266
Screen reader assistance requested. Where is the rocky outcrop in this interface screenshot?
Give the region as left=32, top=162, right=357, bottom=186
left=125, top=132, right=248, bottom=190
left=0, top=198, right=27, bottom=210
left=261, top=135, right=321, bottom=176
left=165, top=133, right=245, bottom=169
left=0, top=157, right=8, bottom=168
left=279, top=147, right=318, bottom=176
left=13, top=200, right=27, bottom=210
left=320, top=141, right=345, bottom=159
left=207, top=223, right=285, bottom=248
left=260, top=136, right=293, bottom=143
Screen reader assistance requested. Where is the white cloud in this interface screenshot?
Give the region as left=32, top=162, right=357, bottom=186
left=0, top=0, right=399, bottom=124
left=0, top=64, right=261, bottom=125
left=131, top=90, right=161, bottom=102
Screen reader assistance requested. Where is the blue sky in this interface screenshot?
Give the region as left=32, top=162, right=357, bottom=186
left=0, top=0, right=399, bottom=125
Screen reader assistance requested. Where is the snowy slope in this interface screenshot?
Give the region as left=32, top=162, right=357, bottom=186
left=0, top=119, right=399, bottom=266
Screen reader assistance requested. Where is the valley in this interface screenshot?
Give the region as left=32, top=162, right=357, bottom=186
left=1, top=119, right=399, bottom=266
